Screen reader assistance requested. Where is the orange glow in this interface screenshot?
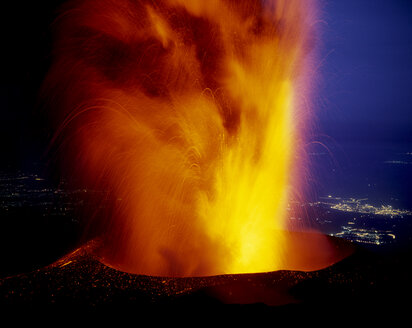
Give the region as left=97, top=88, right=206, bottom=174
left=43, top=0, right=340, bottom=277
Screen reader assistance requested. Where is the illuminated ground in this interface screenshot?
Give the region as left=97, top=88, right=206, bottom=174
left=1, top=235, right=410, bottom=318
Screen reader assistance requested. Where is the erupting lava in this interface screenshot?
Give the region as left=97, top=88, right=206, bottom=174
left=43, top=0, right=334, bottom=277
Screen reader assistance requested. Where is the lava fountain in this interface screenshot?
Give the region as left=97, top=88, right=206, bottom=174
left=43, top=0, right=340, bottom=277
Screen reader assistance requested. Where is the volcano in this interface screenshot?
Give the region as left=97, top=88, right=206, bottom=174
left=2, top=231, right=411, bottom=321
left=0, top=233, right=359, bottom=309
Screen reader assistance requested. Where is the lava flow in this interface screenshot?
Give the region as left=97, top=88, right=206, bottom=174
left=43, top=0, right=341, bottom=277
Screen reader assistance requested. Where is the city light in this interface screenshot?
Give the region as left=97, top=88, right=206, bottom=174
left=330, top=226, right=396, bottom=246
left=319, top=196, right=412, bottom=218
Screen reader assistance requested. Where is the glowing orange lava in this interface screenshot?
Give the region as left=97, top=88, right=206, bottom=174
left=43, top=0, right=342, bottom=277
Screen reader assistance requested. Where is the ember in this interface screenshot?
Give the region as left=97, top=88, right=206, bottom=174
left=43, top=0, right=337, bottom=277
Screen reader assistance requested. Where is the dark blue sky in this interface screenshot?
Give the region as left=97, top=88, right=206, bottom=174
left=316, top=0, right=412, bottom=143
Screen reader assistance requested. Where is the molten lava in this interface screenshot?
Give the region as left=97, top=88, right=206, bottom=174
left=43, top=0, right=333, bottom=277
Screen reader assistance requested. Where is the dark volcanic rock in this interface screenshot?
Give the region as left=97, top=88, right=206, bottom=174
left=1, top=237, right=411, bottom=319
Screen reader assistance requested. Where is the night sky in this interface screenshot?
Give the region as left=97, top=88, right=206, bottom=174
left=316, top=0, right=412, bottom=144
left=0, top=0, right=66, bottom=170
left=1, top=0, right=411, bottom=166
